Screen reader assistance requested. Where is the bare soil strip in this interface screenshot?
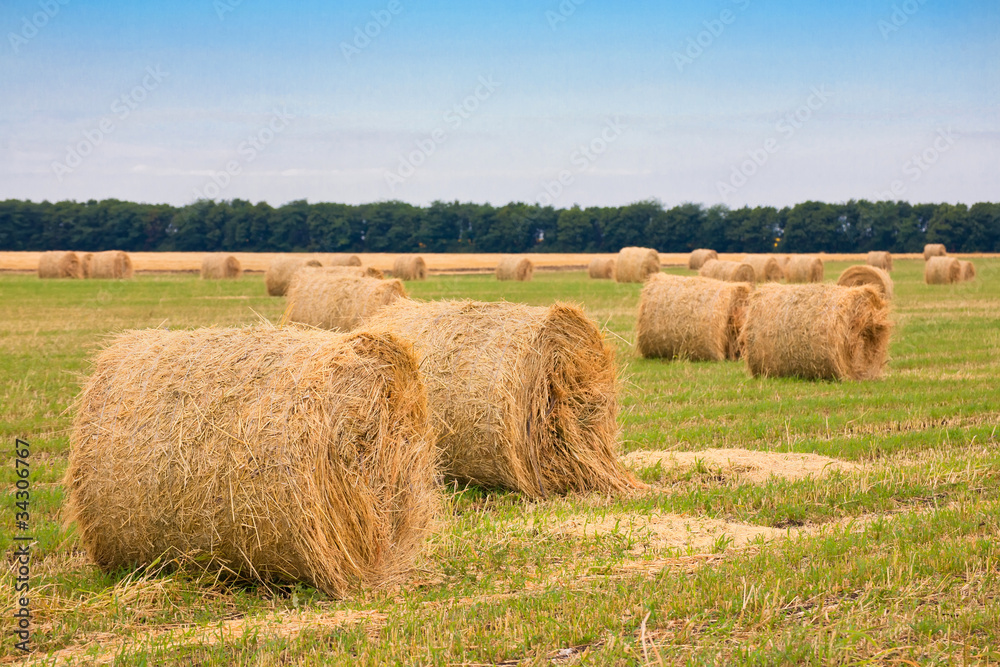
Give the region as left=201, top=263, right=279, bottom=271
left=622, top=448, right=859, bottom=483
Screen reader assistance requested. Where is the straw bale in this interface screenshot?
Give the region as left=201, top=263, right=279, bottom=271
left=200, top=254, right=242, bottom=279
left=923, top=243, right=947, bottom=260
left=284, top=273, right=406, bottom=331
left=836, top=265, right=894, bottom=300
left=636, top=273, right=751, bottom=361
left=495, top=256, right=534, bottom=281
left=393, top=256, right=427, bottom=280
left=65, top=327, right=437, bottom=596
left=327, top=254, right=362, bottom=267
left=265, top=256, right=323, bottom=296
left=867, top=251, right=893, bottom=272
left=80, top=253, right=94, bottom=278
left=687, top=249, right=718, bottom=271
left=783, top=256, right=824, bottom=283
left=924, top=256, right=960, bottom=284
left=742, top=255, right=784, bottom=282
left=89, top=250, right=133, bottom=279
left=959, top=260, right=976, bottom=281
left=615, top=247, right=661, bottom=283
left=698, top=259, right=755, bottom=283
left=37, top=251, right=82, bottom=279
left=364, top=299, right=641, bottom=497
left=310, top=265, right=384, bottom=279
left=588, top=257, right=615, bottom=279
left=740, top=283, right=891, bottom=380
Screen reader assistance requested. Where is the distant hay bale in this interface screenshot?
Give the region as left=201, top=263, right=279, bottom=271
left=740, top=283, right=891, bottom=381
left=959, top=260, right=976, bottom=281
left=328, top=254, right=362, bottom=267
left=636, top=273, right=751, bottom=361
left=37, top=251, right=82, bottom=279
left=80, top=253, right=94, bottom=278
left=200, top=254, right=242, bottom=279
left=496, top=256, right=534, bottom=281
left=393, top=256, right=427, bottom=281
left=923, top=244, right=947, bottom=261
left=364, top=299, right=641, bottom=498
left=698, top=259, right=755, bottom=283
left=687, top=249, right=718, bottom=271
left=89, top=250, right=133, bottom=279
left=588, top=257, right=615, bottom=279
left=615, top=247, right=661, bottom=283
left=837, top=265, right=894, bottom=300
left=783, top=256, right=824, bottom=283
left=65, top=327, right=436, bottom=596
left=265, top=256, right=323, bottom=296
left=310, top=265, right=384, bottom=279
left=925, top=256, right=960, bottom=284
left=867, top=251, right=893, bottom=272
left=742, top=255, right=784, bottom=282
left=284, top=273, right=406, bottom=331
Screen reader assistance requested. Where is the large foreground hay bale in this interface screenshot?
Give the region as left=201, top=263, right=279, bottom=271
left=740, top=284, right=891, bottom=380
left=636, top=274, right=751, bottom=361
left=959, top=260, right=976, bottom=281
left=89, top=250, right=133, bottom=279
left=588, top=257, right=615, bottom=279
left=80, top=253, right=94, bottom=278
left=327, top=254, right=362, bottom=267
left=867, top=251, right=892, bottom=272
left=200, top=254, right=242, bottom=279
left=615, top=247, right=660, bottom=283
left=65, top=327, right=437, bottom=596
left=284, top=273, right=406, bottom=331
left=837, top=265, right=894, bottom=300
left=923, top=243, right=947, bottom=260
left=364, top=299, right=641, bottom=497
left=687, top=249, right=718, bottom=271
left=925, top=256, right=960, bottom=284
left=699, top=259, right=755, bottom=283
left=783, top=256, right=824, bottom=283
left=37, top=251, right=81, bottom=279
left=496, top=256, right=534, bottom=281
left=265, top=256, right=323, bottom=296
left=742, top=255, right=784, bottom=282
left=393, top=256, right=427, bottom=281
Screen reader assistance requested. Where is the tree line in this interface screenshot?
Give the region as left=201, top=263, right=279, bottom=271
left=1, top=198, right=998, bottom=254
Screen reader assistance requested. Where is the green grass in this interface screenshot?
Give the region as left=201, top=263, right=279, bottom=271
left=1, top=259, right=999, bottom=665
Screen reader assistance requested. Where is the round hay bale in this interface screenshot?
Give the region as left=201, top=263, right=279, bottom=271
left=636, top=273, right=751, bottom=361
left=959, top=260, right=976, bottom=281
left=265, top=256, right=323, bottom=296
left=837, top=265, right=894, bottom=300
left=783, top=256, right=824, bottom=283
left=364, top=299, right=641, bottom=498
left=698, top=259, right=755, bottom=283
left=309, top=265, right=384, bottom=279
left=496, top=256, right=534, bottom=281
left=588, top=257, right=615, bottom=279
left=742, top=255, right=784, bottom=282
left=80, top=253, right=94, bottom=278
left=393, top=256, right=427, bottom=281
left=89, top=250, right=133, bottom=279
left=284, top=273, right=406, bottom=331
left=615, top=247, right=661, bottom=283
left=925, top=256, right=960, bottom=284
left=65, top=327, right=436, bottom=596
left=328, top=254, right=362, bottom=267
left=687, top=249, right=718, bottom=271
left=740, top=283, right=891, bottom=381
left=867, top=251, right=893, bottom=272
left=37, top=251, right=82, bottom=279
left=923, top=243, right=947, bottom=260
left=200, top=254, right=242, bottom=279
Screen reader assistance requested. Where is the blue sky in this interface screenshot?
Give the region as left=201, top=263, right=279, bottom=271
left=1, top=0, right=997, bottom=208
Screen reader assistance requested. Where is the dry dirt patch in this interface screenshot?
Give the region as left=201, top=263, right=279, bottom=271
left=623, top=448, right=858, bottom=483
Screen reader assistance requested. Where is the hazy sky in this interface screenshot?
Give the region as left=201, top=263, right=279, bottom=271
left=1, top=0, right=997, bottom=209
